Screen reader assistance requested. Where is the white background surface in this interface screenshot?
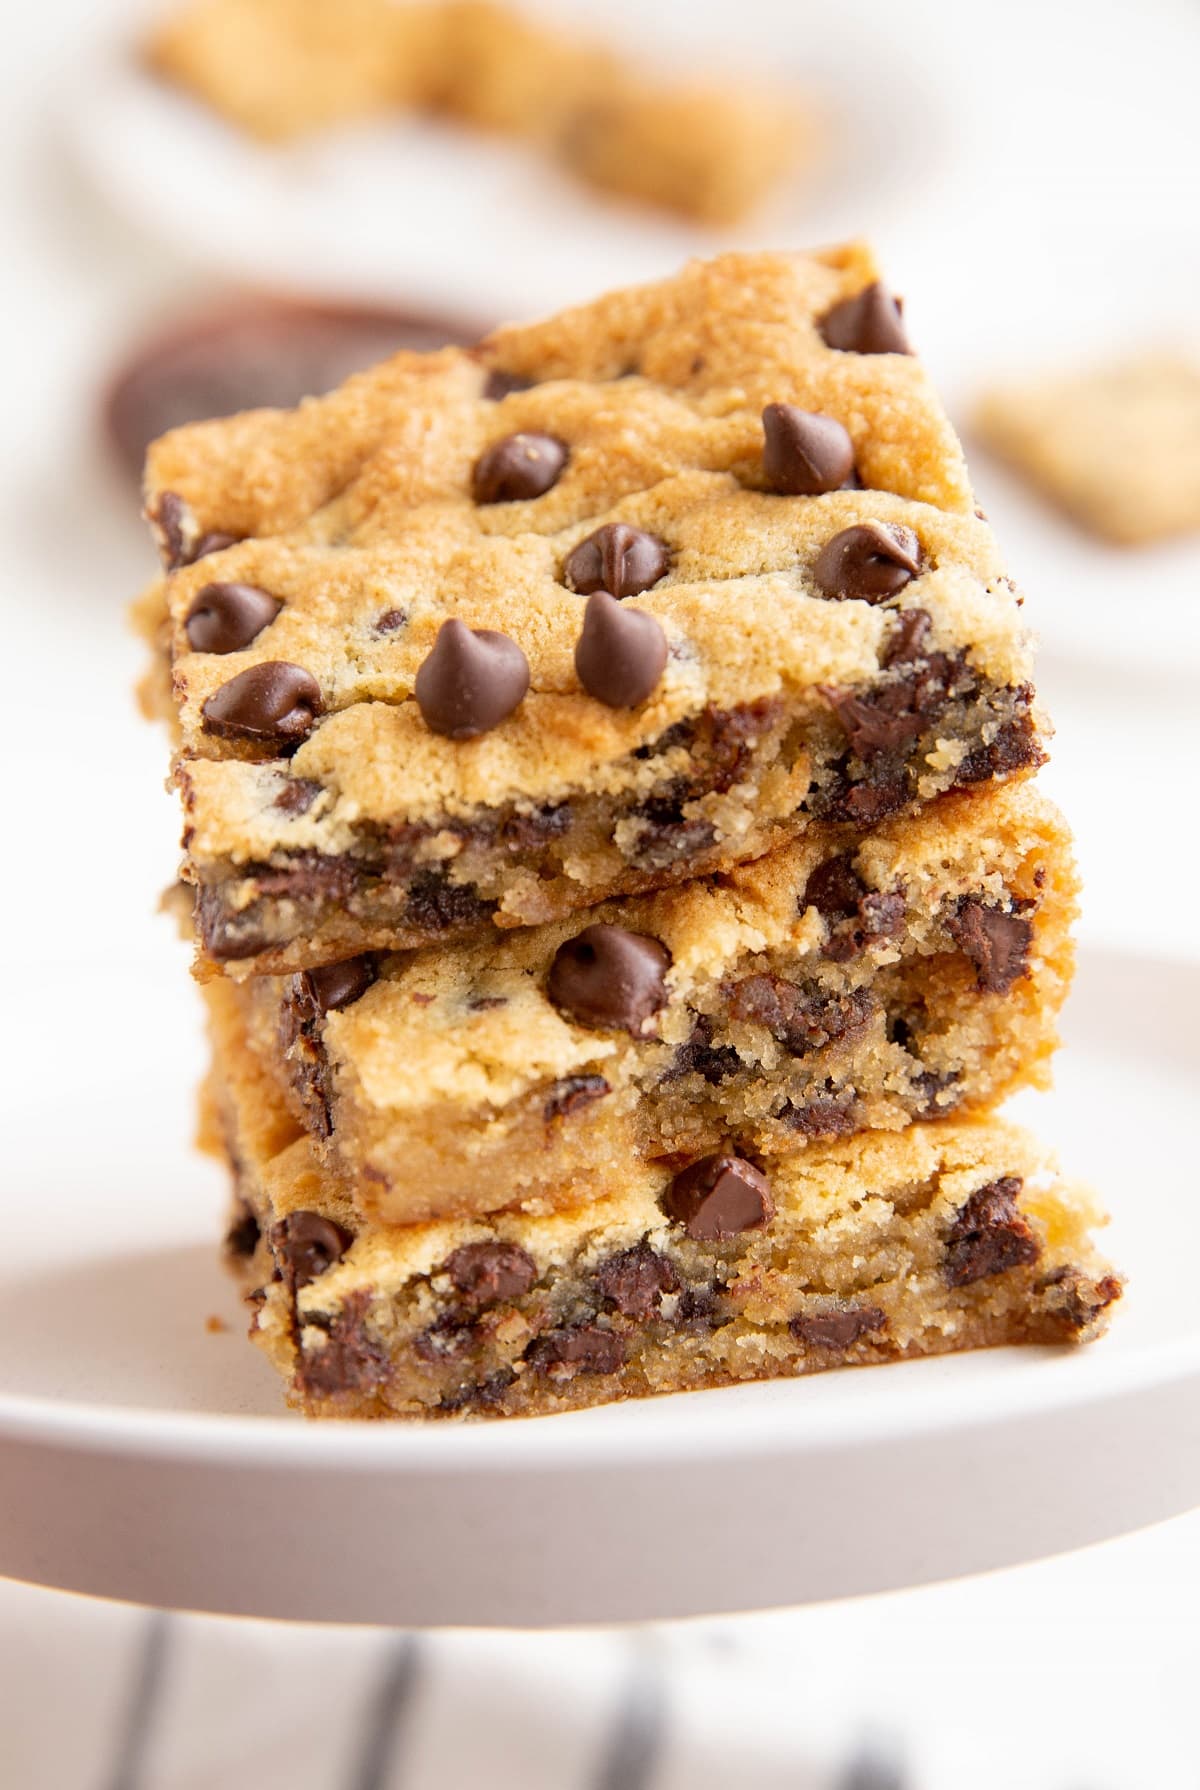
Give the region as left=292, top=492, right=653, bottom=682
left=2, top=0, right=1199, bottom=1783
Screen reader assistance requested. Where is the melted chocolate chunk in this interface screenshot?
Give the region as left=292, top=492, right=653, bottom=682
left=727, top=977, right=876, bottom=1055
left=563, top=523, right=670, bottom=598
left=673, top=1283, right=724, bottom=1331
left=273, top=777, right=322, bottom=815
left=802, top=857, right=906, bottom=962
left=201, top=660, right=323, bottom=749
left=953, top=703, right=1045, bottom=785
left=666, top=1016, right=741, bottom=1085
left=945, top=898, right=1033, bottom=994
left=224, top=1201, right=261, bottom=1260
left=297, top=1289, right=390, bottom=1398
left=184, top=581, right=282, bottom=654
left=790, top=1305, right=887, bottom=1349
left=548, top=923, right=671, bottom=1035
left=595, top=1242, right=681, bottom=1318
left=443, top=1241, right=537, bottom=1306
left=813, top=522, right=921, bottom=603
left=779, top=1087, right=860, bottom=1138
left=1036, top=1267, right=1123, bottom=1332
left=472, top=431, right=567, bottom=502
left=374, top=607, right=407, bottom=634
left=413, top=1312, right=478, bottom=1363
left=438, top=1368, right=518, bottom=1413
left=525, top=1324, right=626, bottom=1381
left=500, top=804, right=570, bottom=852
left=820, top=686, right=926, bottom=756
left=945, top=1177, right=1040, bottom=1287
left=627, top=795, right=716, bottom=870
left=273, top=1210, right=353, bottom=1290
left=882, top=606, right=933, bottom=666
left=543, top=1074, right=611, bottom=1121
left=761, top=404, right=856, bottom=495
left=818, top=282, right=912, bottom=355
left=664, top=1154, right=774, bottom=1241
left=414, top=618, right=529, bottom=738
left=405, top=872, right=494, bottom=935
left=575, top=590, right=668, bottom=708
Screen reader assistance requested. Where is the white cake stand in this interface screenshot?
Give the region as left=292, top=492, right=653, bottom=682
left=0, top=944, right=1195, bottom=1627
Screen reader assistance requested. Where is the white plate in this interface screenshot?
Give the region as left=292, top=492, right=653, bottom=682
left=0, top=944, right=1194, bottom=1627
left=65, top=27, right=945, bottom=324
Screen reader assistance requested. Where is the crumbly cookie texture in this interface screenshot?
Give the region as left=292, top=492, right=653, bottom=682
left=144, top=0, right=803, bottom=223
left=138, top=246, right=1045, bottom=978
left=223, top=782, right=1076, bottom=1225
left=207, top=1014, right=1119, bottom=1421
left=975, top=354, right=1200, bottom=545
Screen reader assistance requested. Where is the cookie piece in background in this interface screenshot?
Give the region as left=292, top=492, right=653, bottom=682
left=975, top=354, right=1200, bottom=546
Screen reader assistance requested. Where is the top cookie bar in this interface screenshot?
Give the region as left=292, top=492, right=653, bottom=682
left=139, top=245, right=1046, bottom=978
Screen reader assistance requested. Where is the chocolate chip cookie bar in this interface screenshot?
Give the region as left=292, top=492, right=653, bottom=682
left=975, top=354, right=1200, bottom=545
left=145, top=0, right=803, bottom=223
left=222, top=782, right=1075, bottom=1224
left=138, top=246, right=1046, bottom=978
left=207, top=1007, right=1119, bottom=1420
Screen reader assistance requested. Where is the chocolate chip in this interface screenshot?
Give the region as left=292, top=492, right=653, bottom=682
left=547, top=923, right=671, bottom=1034
left=374, top=607, right=407, bottom=634
left=818, top=282, right=912, bottom=355
left=184, top=581, right=282, bottom=654
left=482, top=369, right=534, bottom=400
left=413, top=1312, right=478, bottom=1363
left=945, top=898, right=1033, bottom=994
left=273, top=777, right=322, bottom=815
left=405, top=870, right=494, bottom=935
left=563, top=523, right=670, bottom=598
left=443, top=1241, right=537, bottom=1306
left=726, top=976, right=876, bottom=1055
left=761, top=404, right=856, bottom=495
left=575, top=591, right=667, bottom=708
left=300, top=954, right=378, bottom=1016
left=472, top=431, right=567, bottom=502
left=525, top=1323, right=625, bottom=1381
left=414, top=618, right=530, bottom=738
left=663, top=1154, right=774, bottom=1241
left=273, top=1210, right=353, bottom=1290
left=673, top=1282, right=724, bottom=1331
left=595, top=1242, right=680, bottom=1318
left=297, top=1289, right=389, bottom=1398
left=813, top=523, right=922, bottom=602
left=944, top=1177, right=1039, bottom=1287
left=543, top=1074, right=611, bottom=1121
left=193, top=530, right=241, bottom=561
left=153, top=490, right=190, bottom=570
left=790, top=1305, right=887, bottom=1349
left=201, top=660, right=322, bottom=747
left=499, top=803, right=570, bottom=852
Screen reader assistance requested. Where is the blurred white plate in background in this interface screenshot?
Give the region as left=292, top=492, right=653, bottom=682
left=64, top=33, right=945, bottom=325
left=0, top=946, right=1195, bottom=1627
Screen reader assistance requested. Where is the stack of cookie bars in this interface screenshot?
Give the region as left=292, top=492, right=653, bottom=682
left=137, top=244, right=1121, bottom=1419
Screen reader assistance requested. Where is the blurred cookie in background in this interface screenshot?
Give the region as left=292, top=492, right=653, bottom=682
left=975, top=354, right=1200, bottom=546
left=102, top=295, right=481, bottom=482
left=142, top=0, right=808, bottom=224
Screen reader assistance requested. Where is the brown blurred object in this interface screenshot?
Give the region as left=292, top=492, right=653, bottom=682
left=975, top=354, right=1200, bottom=546
left=143, top=0, right=807, bottom=224
left=103, top=295, right=482, bottom=482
